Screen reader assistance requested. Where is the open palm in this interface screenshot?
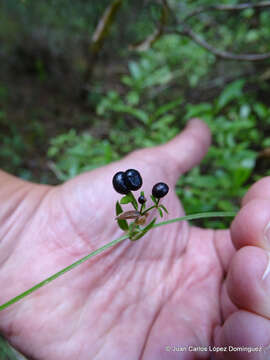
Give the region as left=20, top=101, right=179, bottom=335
left=0, top=119, right=269, bottom=360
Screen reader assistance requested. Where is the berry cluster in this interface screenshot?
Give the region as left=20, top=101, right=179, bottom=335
left=112, top=169, right=143, bottom=194
left=112, top=169, right=169, bottom=240
left=112, top=169, right=169, bottom=200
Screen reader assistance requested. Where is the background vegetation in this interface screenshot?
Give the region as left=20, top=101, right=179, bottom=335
left=0, top=1, right=270, bottom=357
left=1, top=0, right=270, bottom=231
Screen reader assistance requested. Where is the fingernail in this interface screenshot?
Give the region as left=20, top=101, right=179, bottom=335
left=262, top=252, right=270, bottom=280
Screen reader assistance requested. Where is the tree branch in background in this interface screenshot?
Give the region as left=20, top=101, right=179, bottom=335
left=134, top=1, right=270, bottom=62
left=172, top=26, right=270, bottom=61
left=183, top=1, right=270, bottom=22
left=128, top=0, right=169, bottom=52
left=83, top=0, right=123, bottom=88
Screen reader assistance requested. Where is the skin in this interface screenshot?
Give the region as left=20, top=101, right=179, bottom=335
left=0, top=118, right=269, bottom=359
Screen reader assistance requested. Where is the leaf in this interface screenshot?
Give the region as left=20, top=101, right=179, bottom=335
left=116, top=201, right=123, bottom=216
left=152, top=114, right=175, bottom=130
left=126, top=91, right=139, bottom=106
left=160, top=204, right=168, bottom=214
left=140, top=202, right=146, bottom=212
left=116, top=202, right=128, bottom=230
left=0, top=334, right=28, bottom=359
left=217, top=79, right=245, bottom=110
left=110, top=103, right=149, bottom=125
left=120, top=195, right=131, bottom=204
left=217, top=200, right=236, bottom=212
left=117, top=218, right=129, bottom=231
left=153, top=98, right=182, bottom=119
left=158, top=207, right=163, bottom=218
left=120, top=192, right=138, bottom=210
left=128, top=61, right=142, bottom=79
left=151, top=195, right=158, bottom=205
left=129, top=192, right=139, bottom=210
left=184, top=103, right=212, bottom=120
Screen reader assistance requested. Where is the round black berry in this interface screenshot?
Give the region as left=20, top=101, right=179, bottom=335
left=112, top=171, right=130, bottom=194
left=152, top=182, right=169, bottom=199
left=124, top=169, right=143, bottom=191
left=138, top=195, right=146, bottom=204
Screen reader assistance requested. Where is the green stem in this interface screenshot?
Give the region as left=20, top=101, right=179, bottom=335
left=141, top=204, right=156, bottom=215
left=154, top=211, right=237, bottom=227
left=142, top=198, right=161, bottom=215
left=0, top=210, right=236, bottom=312
left=0, top=234, right=129, bottom=312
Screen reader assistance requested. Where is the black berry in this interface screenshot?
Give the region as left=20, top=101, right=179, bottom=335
left=152, top=182, right=169, bottom=199
left=138, top=195, right=146, bottom=204
left=112, top=171, right=130, bottom=194
left=124, top=169, right=143, bottom=191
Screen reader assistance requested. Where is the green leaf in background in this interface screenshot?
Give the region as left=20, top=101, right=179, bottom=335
left=152, top=114, right=175, bottom=130
left=216, top=79, right=245, bottom=110
left=153, top=97, right=182, bottom=119
left=0, top=335, right=28, bottom=360
left=126, top=91, right=140, bottom=106
left=2, top=0, right=268, bottom=230
left=128, top=61, right=142, bottom=79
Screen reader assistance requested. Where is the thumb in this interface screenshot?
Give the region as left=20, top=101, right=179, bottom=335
left=149, top=118, right=211, bottom=183
left=163, top=118, right=211, bottom=171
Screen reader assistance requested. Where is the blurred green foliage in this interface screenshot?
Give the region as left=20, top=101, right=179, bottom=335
left=48, top=59, right=270, bottom=227
left=1, top=3, right=270, bottom=359
left=0, top=334, right=27, bottom=359
left=1, top=0, right=270, bottom=228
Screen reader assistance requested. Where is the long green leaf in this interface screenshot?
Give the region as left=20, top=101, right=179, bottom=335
left=0, top=234, right=129, bottom=311
left=0, top=211, right=236, bottom=312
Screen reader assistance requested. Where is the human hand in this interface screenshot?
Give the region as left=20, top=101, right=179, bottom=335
left=0, top=118, right=264, bottom=360
left=213, top=178, right=270, bottom=359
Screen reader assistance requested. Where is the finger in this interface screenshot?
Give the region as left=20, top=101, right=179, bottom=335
left=230, top=199, right=270, bottom=251
left=220, top=281, right=238, bottom=322
left=242, top=177, right=270, bottom=207
left=214, top=310, right=270, bottom=360
left=160, top=118, right=211, bottom=181
left=130, top=118, right=211, bottom=184
left=214, top=229, right=236, bottom=273
left=226, top=246, right=270, bottom=319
